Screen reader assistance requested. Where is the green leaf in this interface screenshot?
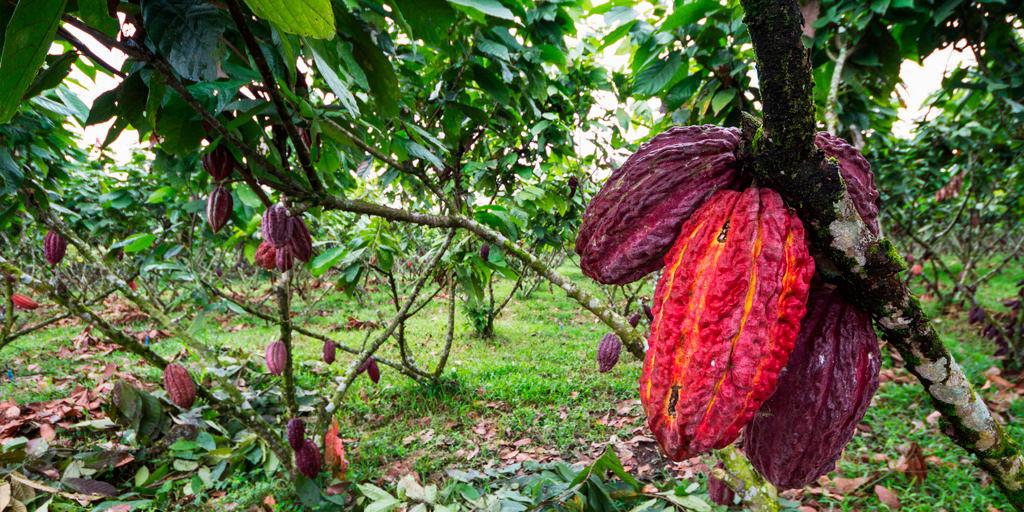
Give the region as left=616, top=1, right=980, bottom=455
left=392, top=0, right=456, bottom=47
left=21, top=52, right=77, bottom=101
left=711, top=88, right=736, bottom=114
left=141, top=0, right=228, bottom=81
left=633, top=53, right=684, bottom=97
left=146, top=186, right=177, bottom=204
left=134, top=466, right=151, bottom=488
left=156, top=95, right=205, bottom=155
left=77, top=0, right=119, bottom=36
left=662, top=0, right=719, bottom=31
left=447, top=0, right=515, bottom=21
left=334, top=7, right=399, bottom=118
left=243, top=0, right=335, bottom=38
left=0, top=0, right=68, bottom=123
left=306, top=39, right=360, bottom=115
left=404, top=140, right=444, bottom=169
left=310, top=246, right=346, bottom=276
left=236, top=185, right=263, bottom=208
left=295, top=475, right=323, bottom=506
left=121, top=234, right=157, bottom=253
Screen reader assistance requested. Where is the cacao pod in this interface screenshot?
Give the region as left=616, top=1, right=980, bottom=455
left=296, top=439, right=322, bottom=478
left=628, top=312, right=641, bottom=328
left=266, top=340, right=287, bottom=375
left=289, top=215, right=313, bottom=263
left=206, top=185, right=233, bottom=233
left=568, top=176, right=579, bottom=196
left=643, top=304, right=653, bottom=322
left=163, top=363, right=196, bottom=409
left=43, top=230, right=67, bottom=266
left=287, top=418, right=305, bottom=451
left=910, top=263, right=923, bottom=276
left=11, top=294, right=39, bottom=310
left=322, top=340, right=336, bottom=364
left=479, top=243, right=490, bottom=261
left=707, top=464, right=735, bottom=507
left=639, top=187, right=814, bottom=461
left=129, top=280, right=137, bottom=292
left=262, top=204, right=293, bottom=247
left=814, top=132, right=881, bottom=236
left=744, top=281, right=880, bottom=489
left=576, top=125, right=742, bottom=285
left=597, top=333, right=621, bottom=373
left=255, top=241, right=277, bottom=270
left=202, top=145, right=234, bottom=181
left=275, top=245, right=294, bottom=272
left=359, top=357, right=380, bottom=384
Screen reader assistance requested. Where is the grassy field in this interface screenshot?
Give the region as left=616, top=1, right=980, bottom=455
left=2, top=258, right=1022, bottom=511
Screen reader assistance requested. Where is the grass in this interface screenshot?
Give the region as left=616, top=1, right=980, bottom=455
left=2, top=259, right=1022, bottom=511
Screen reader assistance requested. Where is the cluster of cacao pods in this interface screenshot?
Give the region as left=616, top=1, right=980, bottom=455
left=258, top=204, right=314, bottom=272
left=577, top=127, right=882, bottom=490
left=162, top=363, right=197, bottom=409
left=287, top=418, right=323, bottom=478
left=203, top=145, right=235, bottom=234
left=358, top=357, right=381, bottom=384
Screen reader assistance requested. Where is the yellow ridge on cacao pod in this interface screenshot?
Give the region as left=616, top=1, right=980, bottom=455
left=639, top=187, right=814, bottom=461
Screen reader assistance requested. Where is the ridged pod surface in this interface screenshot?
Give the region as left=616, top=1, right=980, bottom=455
left=296, top=439, right=322, bottom=478
left=744, top=281, right=881, bottom=489
left=202, top=145, right=234, bottom=181
left=262, top=204, right=293, bottom=247
left=597, top=333, right=622, bottom=373
left=206, top=185, right=233, bottom=233
left=287, top=418, right=305, bottom=451
left=707, top=464, right=735, bottom=507
left=814, top=132, right=881, bottom=235
left=639, top=188, right=814, bottom=461
left=322, top=340, right=336, bottom=364
left=255, top=241, right=277, bottom=270
left=289, top=216, right=313, bottom=262
left=576, top=126, right=743, bottom=285
left=359, top=357, right=381, bottom=384
left=44, top=230, right=67, bottom=266
left=266, top=340, right=287, bottom=375
left=163, top=364, right=196, bottom=409
left=11, top=294, right=39, bottom=310
left=275, top=245, right=294, bottom=272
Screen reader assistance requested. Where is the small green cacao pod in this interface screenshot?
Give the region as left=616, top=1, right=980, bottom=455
left=163, top=363, right=196, bottom=409
left=266, top=340, right=286, bottom=375
left=202, top=145, right=234, bottom=181
left=254, top=241, right=277, bottom=270
left=287, top=418, right=305, bottom=451
left=206, top=185, right=233, bottom=234
left=262, top=204, right=293, bottom=247
left=289, top=215, right=313, bottom=262
left=296, top=439, right=322, bottom=478
left=597, top=333, right=621, bottom=373
left=43, top=230, right=67, bottom=266
left=322, top=340, right=336, bottom=364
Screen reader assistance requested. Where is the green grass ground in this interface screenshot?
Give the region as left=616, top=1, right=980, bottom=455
left=2, top=258, right=1023, bottom=511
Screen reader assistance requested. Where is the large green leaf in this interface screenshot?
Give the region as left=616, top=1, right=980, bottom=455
left=0, top=0, right=67, bottom=123
left=243, top=0, right=335, bottom=39
left=447, top=0, right=515, bottom=21
left=392, top=0, right=455, bottom=47
left=633, top=53, right=685, bottom=97
left=334, top=6, right=399, bottom=119
left=141, top=0, right=228, bottom=82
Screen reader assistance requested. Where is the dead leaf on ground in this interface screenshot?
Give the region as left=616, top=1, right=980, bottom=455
left=874, top=484, right=901, bottom=509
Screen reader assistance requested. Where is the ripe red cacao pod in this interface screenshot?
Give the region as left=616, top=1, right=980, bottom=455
left=11, top=294, right=39, bottom=310
left=262, top=204, right=293, bottom=247
left=744, top=281, right=881, bottom=489
left=296, top=439, right=322, bottom=478
left=639, top=188, right=814, bottom=461
left=275, top=245, right=294, bottom=271
left=129, top=280, right=137, bottom=292
left=707, top=464, right=735, bottom=507
left=322, top=340, right=336, bottom=364
left=289, top=215, right=313, bottom=263
left=597, top=333, right=621, bottom=373
left=287, top=418, right=305, bottom=451
left=576, top=125, right=742, bottom=285
left=254, top=241, right=277, bottom=270
left=814, top=132, right=881, bottom=236
left=44, top=230, right=67, bottom=266
left=359, top=357, right=380, bottom=384
left=266, top=340, right=287, bottom=375
left=206, top=185, right=233, bottom=233
left=163, top=363, right=196, bottom=409
left=202, top=145, right=234, bottom=181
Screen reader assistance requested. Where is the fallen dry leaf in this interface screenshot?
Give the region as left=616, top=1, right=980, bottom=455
left=874, top=484, right=901, bottom=509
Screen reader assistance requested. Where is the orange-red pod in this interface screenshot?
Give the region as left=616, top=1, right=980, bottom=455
left=11, top=293, right=39, bottom=310
left=639, top=187, right=814, bottom=460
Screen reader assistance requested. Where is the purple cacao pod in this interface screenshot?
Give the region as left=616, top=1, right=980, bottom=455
left=643, top=304, right=653, bottom=322
left=479, top=243, right=490, bottom=261
left=43, top=230, right=67, bottom=266
left=266, top=340, right=287, bottom=375
left=596, top=333, right=621, bottom=373
left=289, top=215, right=313, bottom=262
left=206, top=185, right=233, bottom=234
left=576, top=125, right=742, bottom=285
left=254, top=241, right=277, bottom=270
left=287, top=418, right=305, bottom=451
left=275, top=245, right=294, bottom=272
left=568, top=176, right=579, bottom=196
left=628, top=312, right=641, bottom=328
left=262, top=204, right=293, bottom=247
left=202, top=145, right=234, bottom=181
left=163, top=363, right=196, bottom=409
left=296, top=439, right=322, bottom=478
left=359, top=357, right=380, bottom=384
left=322, top=340, right=336, bottom=364
left=744, top=281, right=881, bottom=489
left=814, top=132, right=881, bottom=236
left=707, top=464, right=735, bottom=507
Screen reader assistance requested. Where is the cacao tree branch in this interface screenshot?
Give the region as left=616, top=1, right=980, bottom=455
left=433, top=277, right=457, bottom=379
left=739, top=0, right=1024, bottom=506
left=0, top=312, right=71, bottom=352
left=824, top=39, right=848, bottom=136
left=275, top=269, right=299, bottom=419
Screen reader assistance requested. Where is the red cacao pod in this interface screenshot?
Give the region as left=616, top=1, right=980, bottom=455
left=296, top=439, right=322, bottom=478
left=289, top=215, right=313, bottom=263
left=275, top=245, right=294, bottom=271
left=639, top=188, right=814, bottom=461
left=255, top=241, right=277, bottom=270
left=287, top=418, right=305, bottom=451
left=707, top=464, right=735, bottom=507
left=202, top=145, right=234, bottom=181
left=43, top=230, right=67, bottom=266
left=910, top=263, right=923, bottom=276
left=206, top=185, right=233, bottom=233
left=744, top=281, right=881, bottom=489
left=262, top=204, right=293, bottom=248
left=11, top=294, right=39, bottom=310
left=163, top=363, right=196, bottom=409
left=814, top=132, right=881, bottom=236
left=597, top=333, right=621, bottom=373
left=129, top=280, right=137, bottom=292
left=359, top=357, right=380, bottom=384
left=576, top=125, right=742, bottom=285
left=266, top=340, right=287, bottom=375
left=322, top=340, right=336, bottom=364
